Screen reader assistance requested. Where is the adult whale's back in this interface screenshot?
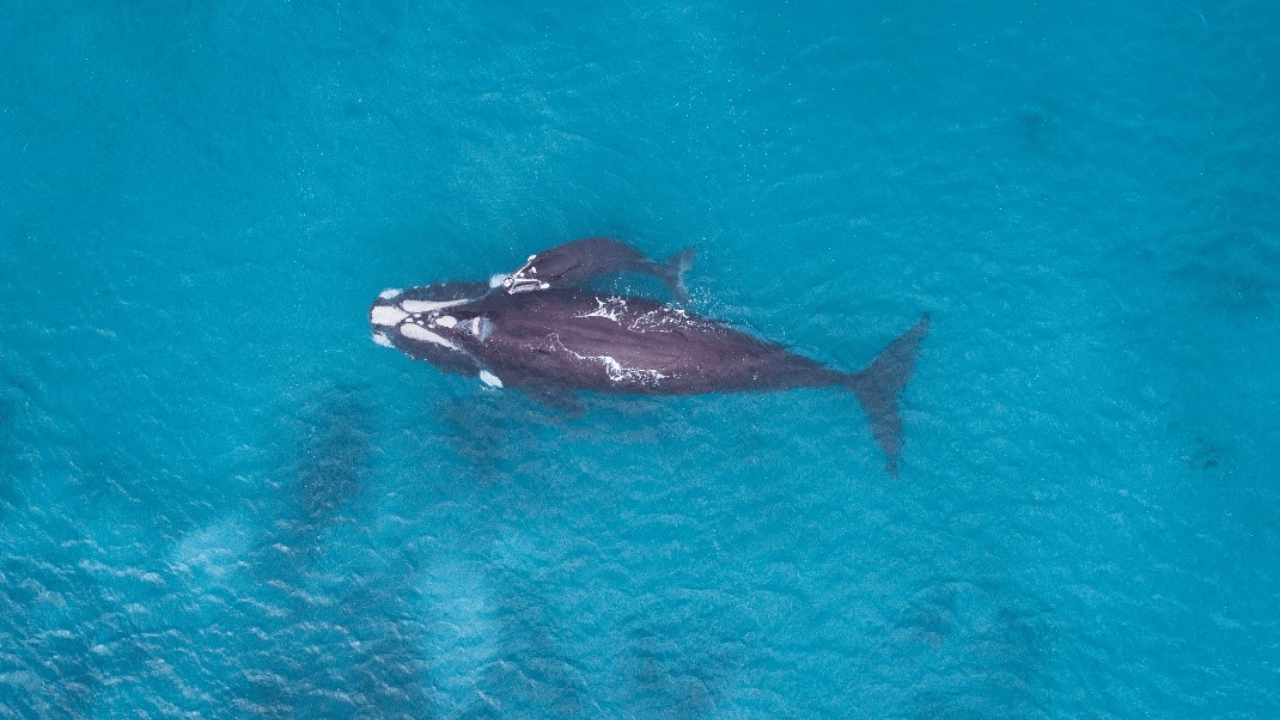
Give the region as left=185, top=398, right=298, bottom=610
left=474, top=289, right=843, bottom=394
left=396, top=288, right=929, bottom=474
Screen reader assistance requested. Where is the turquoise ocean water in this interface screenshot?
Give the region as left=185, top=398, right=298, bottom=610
left=2, top=1, right=1277, bottom=717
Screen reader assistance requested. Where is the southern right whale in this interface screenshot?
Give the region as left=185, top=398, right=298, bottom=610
left=495, top=236, right=694, bottom=303
left=371, top=239, right=929, bottom=475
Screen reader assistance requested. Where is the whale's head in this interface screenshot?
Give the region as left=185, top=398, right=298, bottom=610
left=497, top=254, right=552, bottom=294
left=369, top=283, right=493, bottom=376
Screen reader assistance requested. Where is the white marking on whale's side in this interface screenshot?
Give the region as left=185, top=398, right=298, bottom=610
left=372, top=332, right=394, bottom=348
left=378, top=288, right=402, bottom=300
left=478, top=370, right=503, bottom=388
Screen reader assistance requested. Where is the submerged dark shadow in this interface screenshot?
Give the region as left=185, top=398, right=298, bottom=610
left=0, top=376, right=34, bottom=514
left=234, top=576, right=435, bottom=720
left=252, top=384, right=375, bottom=580
left=452, top=572, right=589, bottom=720
left=895, top=580, right=1053, bottom=720
left=1181, top=434, right=1230, bottom=473
left=0, top=390, right=17, bottom=513
left=247, top=383, right=379, bottom=577
left=436, top=388, right=692, bottom=471
left=1173, top=230, right=1278, bottom=313
left=228, top=384, right=434, bottom=719
left=0, top=542, right=110, bottom=718
left=622, top=630, right=718, bottom=720
left=434, top=390, right=567, bottom=485
left=1013, top=100, right=1081, bottom=163
left=293, top=384, right=372, bottom=527
left=616, top=595, right=746, bottom=720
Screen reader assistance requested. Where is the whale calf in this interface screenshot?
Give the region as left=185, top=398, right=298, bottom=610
left=371, top=240, right=929, bottom=475
left=495, top=237, right=694, bottom=303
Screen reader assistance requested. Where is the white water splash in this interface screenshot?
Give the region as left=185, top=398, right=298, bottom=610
left=549, top=334, right=667, bottom=387
left=575, top=296, right=629, bottom=322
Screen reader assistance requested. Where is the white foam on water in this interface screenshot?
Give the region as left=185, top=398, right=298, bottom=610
left=548, top=335, right=666, bottom=386
left=417, top=560, right=501, bottom=714
left=168, top=516, right=252, bottom=584
left=576, top=296, right=628, bottom=322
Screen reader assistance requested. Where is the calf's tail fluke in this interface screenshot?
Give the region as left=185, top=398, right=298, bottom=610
left=660, top=247, right=696, bottom=304
left=846, top=313, right=930, bottom=477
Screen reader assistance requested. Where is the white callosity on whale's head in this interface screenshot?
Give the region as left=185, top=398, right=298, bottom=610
left=399, top=322, right=460, bottom=350
left=400, top=298, right=471, bottom=314
left=370, top=288, right=491, bottom=353
left=370, top=304, right=409, bottom=328
left=502, top=255, right=551, bottom=294
left=503, top=275, right=550, bottom=294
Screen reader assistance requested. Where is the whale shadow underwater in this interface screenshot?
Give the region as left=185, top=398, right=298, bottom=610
left=370, top=238, right=929, bottom=475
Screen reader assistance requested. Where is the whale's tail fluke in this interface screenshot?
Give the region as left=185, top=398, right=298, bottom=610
left=845, top=314, right=930, bottom=477
left=658, top=247, right=695, bottom=304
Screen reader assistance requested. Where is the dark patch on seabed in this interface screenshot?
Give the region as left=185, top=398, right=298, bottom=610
left=620, top=615, right=743, bottom=720
left=457, top=576, right=590, bottom=719
left=1182, top=435, right=1228, bottom=472
left=233, top=576, right=433, bottom=719
left=230, top=384, right=436, bottom=719
left=0, top=392, right=17, bottom=513
left=293, top=385, right=372, bottom=525
left=1174, top=230, right=1279, bottom=312
left=894, top=579, right=1053, bottom=720
left=0, top=535, right=111, bottom=718
left=435, top=391, right=569, bottom=485
left=0, top=375, right=33, bottom=514
left=254, top=384, right=374, bottom=579
left=435, top=389, right=691, bottom=484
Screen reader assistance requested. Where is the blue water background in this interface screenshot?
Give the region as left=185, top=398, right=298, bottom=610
left=2, top=1, right=1277, bottom=717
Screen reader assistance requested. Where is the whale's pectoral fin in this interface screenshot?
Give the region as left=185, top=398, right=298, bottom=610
left=846, top=313, right=930, bottom=477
